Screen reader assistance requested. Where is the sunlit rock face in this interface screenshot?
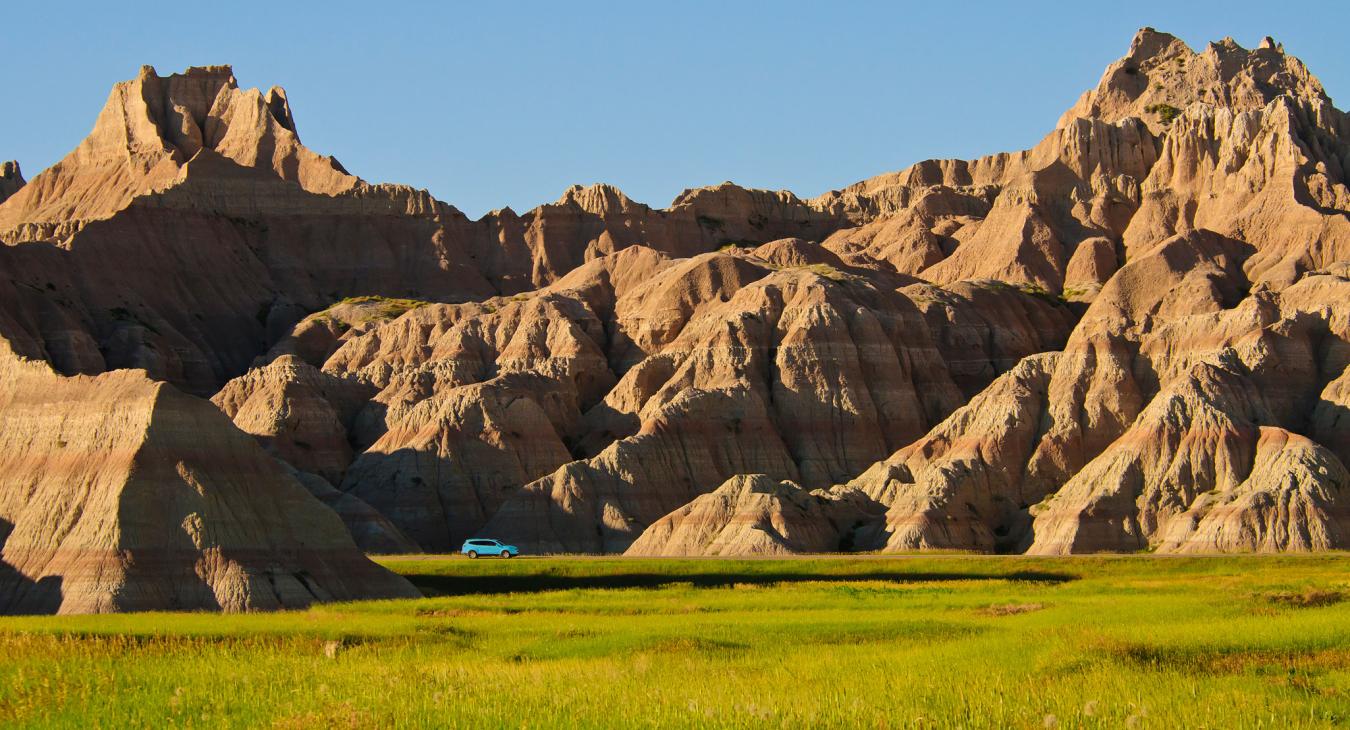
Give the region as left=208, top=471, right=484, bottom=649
left=1, top=26, right=1348, bottom=577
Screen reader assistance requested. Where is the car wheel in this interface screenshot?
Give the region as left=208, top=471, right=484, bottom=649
left=467, top=551, right=478, bottom=559
left=501, top=551, right=512, bottom=559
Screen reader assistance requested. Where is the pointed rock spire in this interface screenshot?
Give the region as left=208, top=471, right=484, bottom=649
left=0, top=161, right=22, bottom=205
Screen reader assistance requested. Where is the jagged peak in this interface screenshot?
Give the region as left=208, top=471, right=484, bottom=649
left=0, top=160, right=24, bottom=205
left=1125, top=27, right=1192, bottom=62
left=671, top=180, right=742, bottom=203
left=553, top=182, right=640, bottom=214
left=1060, top=28, right=1332, bottom=133
left=670, top=181, right=804, bottom=209
left=0, top=65, right=359, bottom=239
left=140, top=64, right=238, bottom=81
left=264, top=86, right=297, bottom=134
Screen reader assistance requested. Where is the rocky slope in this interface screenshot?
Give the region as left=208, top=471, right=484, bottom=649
left=1, top=27, right=1348, bottom=584
left=0, top=342, right=417, bottom=614
left=296, top=242, right=1069, bottom=552
left=625, top=474, right=878, bottom=556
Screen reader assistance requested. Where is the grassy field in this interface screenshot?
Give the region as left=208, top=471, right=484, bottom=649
left=2, top=555, right=1349, bottom=728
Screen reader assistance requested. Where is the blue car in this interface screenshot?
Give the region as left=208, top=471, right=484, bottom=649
left=461, top=538, right=519, bottom=559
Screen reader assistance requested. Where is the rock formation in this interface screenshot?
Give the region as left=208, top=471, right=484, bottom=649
left=0, top=342, right=417, bottom=614
left=1028, top=361, right=1350, bottom=554
left=0, top=67, right=847, bottom=399
left=300, top=243, right=1055, bottom=552
left=0, top=161, right=22, bottom=205
left=212, top=355, right=373, bottom=484
left=626, top=475, right=879, bottom=556
left=846, top=353, right=1060, bottom=554
left=1, top=26, right=1348, bottom=576
left=1060, top=28, right=1330, bottom=132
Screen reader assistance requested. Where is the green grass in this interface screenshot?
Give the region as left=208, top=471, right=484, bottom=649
left=3, top=555, right=1350, bottom=727
left=313, top=295, right=432, bottom=328
left=1145, top=103, right=1183, bottom=125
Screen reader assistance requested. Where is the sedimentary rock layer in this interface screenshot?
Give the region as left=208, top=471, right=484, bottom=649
left=0, top=342, right=417, bottom=614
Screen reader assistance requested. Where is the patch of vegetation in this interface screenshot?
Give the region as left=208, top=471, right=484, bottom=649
left=326, top=295, right=432, bottom=322
left=225, top=215, right=269, bottom=233
left=2, top=556, right=1350, bottom=726
left=716, top=241, right=756, bottom=252
left=1145, top=103, right=1183, bottom=125
left=107, top=306, right=161, bottom=335
left=804, top=263, right=853, bottom=281
left=1263, top=589, right=1344, bottom=608
left=696, top=214, right=725, bottom=232
left=1007, top=282, right=1069, bottom=306
left=981, top=602, right=1046, bottom=617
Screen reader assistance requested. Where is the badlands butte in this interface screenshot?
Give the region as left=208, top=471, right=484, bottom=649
left=1, top=27, right=1349, bottom=614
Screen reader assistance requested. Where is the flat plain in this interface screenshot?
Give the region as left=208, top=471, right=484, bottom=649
left=2, top=555, right=1348, bottom=728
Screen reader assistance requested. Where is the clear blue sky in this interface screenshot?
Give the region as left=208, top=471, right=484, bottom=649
left=4, top=1, right=1347, bottom=218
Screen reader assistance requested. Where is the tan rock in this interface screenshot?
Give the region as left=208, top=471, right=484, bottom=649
left=847, top=354, right=1058, bottom=553
left=1156, top=428, right=1350, bottom=553
left=902, top=280, right=1076, bottom=397
left=211, top=355, right=373, bottom=484
left=1123, top=96, right=1350, bottom=289
left=262, top=296, right=437, bottom=368
left=843, top=223, right=1348, bottom=554
left=286, top=469, right=419, bottom=554
left=0, top=161, right=22, bottom=205
left=815, top=116, right=1155, bottom=294
left=1028, top=359, right=1350, bottom=554
left=0, top=65, right=357, bottom=241
left=1060, top=28, right=1330, bottom=133
left=1311, top=365, right=1350, bottom=469
left=3, top=27, right=1349, bottom=568
left=481, top=267, right=963, bottom=552
left=0, top=341, right=417, bottom=614
left=341, top=374, right=575, bottom=551
left=1063, top=237, right=1117, bottom=297
left=625, top=475, right=878, bottom=556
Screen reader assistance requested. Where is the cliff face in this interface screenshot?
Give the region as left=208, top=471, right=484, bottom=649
left=1, top=26, right=1348, bottom=587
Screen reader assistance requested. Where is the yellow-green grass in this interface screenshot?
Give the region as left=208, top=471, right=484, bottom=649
left=2, top=555, right=1349, bottom=728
